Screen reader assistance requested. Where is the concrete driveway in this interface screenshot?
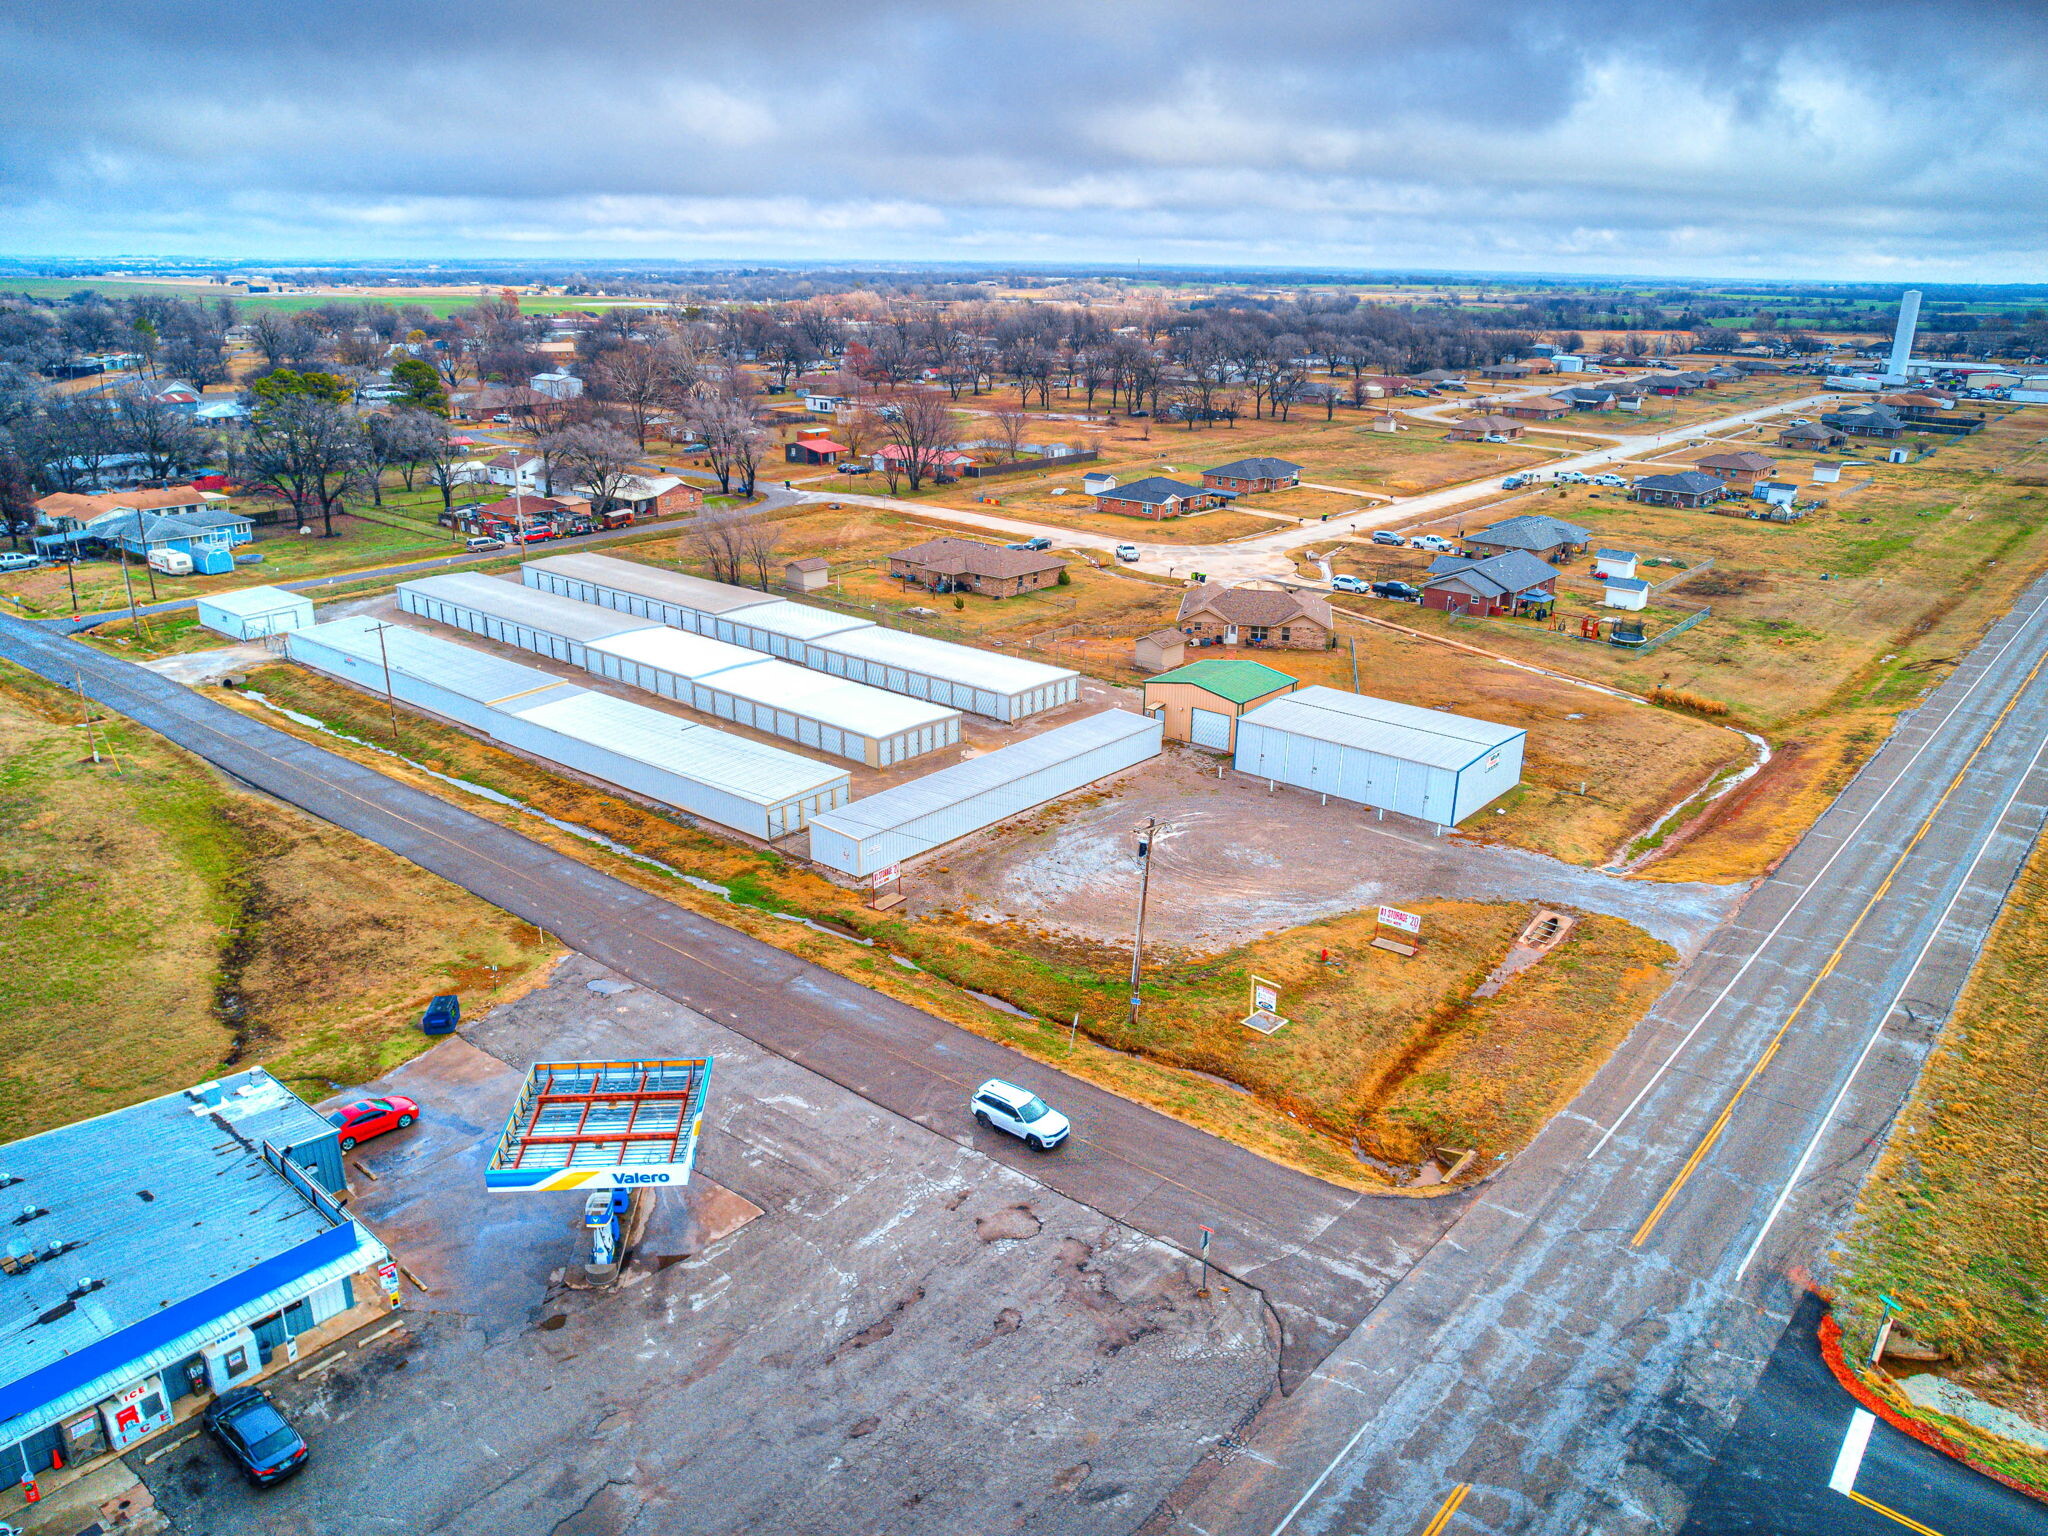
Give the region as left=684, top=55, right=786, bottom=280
left=139, top=955, right=1277, bottom=1536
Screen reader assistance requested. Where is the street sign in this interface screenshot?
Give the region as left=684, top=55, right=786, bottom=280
left=871, top=864, right=900, bottom=889
left=1377, top=905, right=1423, bottom=936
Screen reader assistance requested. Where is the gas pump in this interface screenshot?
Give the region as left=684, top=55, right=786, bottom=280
left=584, top=1189, right=629, bottom=1269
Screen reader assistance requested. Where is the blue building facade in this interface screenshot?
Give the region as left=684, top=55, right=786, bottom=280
left=0, top=1070, right=387, bottom=1481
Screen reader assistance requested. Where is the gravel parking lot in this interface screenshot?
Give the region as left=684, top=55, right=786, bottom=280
left=141, top=955, right=1275, bottom=1536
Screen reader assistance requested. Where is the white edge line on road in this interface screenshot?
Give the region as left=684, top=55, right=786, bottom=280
left=1734, top=720, right=2048, bottom=1282
left=1585, top=585, right=2048, bottom=1160
left=1830, top=1409, right=1877, bottom=1494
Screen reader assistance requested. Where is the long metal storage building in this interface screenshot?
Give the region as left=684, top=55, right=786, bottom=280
left=518, top=552, right=1079, bottom=721
left=1231, top=685, right=1524, bottom=826
left=807, top=709, right=1162, bottom=878
left=493, top=691, right=850, bottom=839
left=397, top=572, right=655, bottom=669
left=587, top=626, right=959, bottom=767
left=801, top=626, right=1078, bottom=722
left=283, top=617, right=849, bottom=839
left=521, top=554, right=782, bottom=634
left=285, top=613, right=582, bottom=732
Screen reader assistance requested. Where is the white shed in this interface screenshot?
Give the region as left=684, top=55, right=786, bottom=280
left=1601, top=576, right=1650, bottom=611
left=196, top=585, right=314, bottom=640
left=1812, top=461, right=1843, bottom=484
left=1081, top=472, right=1118, bottom=495
left=808, top=710, right=1161, bottom=878
left=1232, top=685, right=1524, bottom=826
left=1590, top=549, right=1638, bottom=581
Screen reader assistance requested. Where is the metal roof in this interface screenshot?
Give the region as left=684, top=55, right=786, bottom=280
left=0, top=1070, right=345, bottom=1414
left=399, top=572, right=662, bottom=643
left=1594, top=548, right=1637, bottom=560
left=587, top=625, right=774, bottom=682
left=725, top=599, right=876, bottom=643
left=522, top=553, right=784, bottom=616
left=293, top=616, right=582, bottom=707
left=814, top=710, right=1156, bottom=839
left=195, top=584, right=312, bottom=617
left=811, top=624, right=1078, bottom=698
left=1143, top=658, right=1297, bottom=705
left=709, top=655, right=961, bottom=737
left=1237, top=685, right=1523, bottom=772
left=1603, top=577, right=1652, bottom=592
left=507, top=692, right=848, bottom=807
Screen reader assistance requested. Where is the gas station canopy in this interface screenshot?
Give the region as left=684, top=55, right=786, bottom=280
left=485, top=1058, right=712, bottom=1193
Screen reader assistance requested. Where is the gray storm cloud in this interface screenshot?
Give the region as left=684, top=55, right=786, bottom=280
left=0, top=0, right=2042, bottom=275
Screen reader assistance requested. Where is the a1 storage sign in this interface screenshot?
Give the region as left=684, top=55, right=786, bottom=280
left=1376, top=905, right=1423, bottom=936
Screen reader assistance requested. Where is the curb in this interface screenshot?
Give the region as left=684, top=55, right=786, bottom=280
left=1816, top=1311, right=2048, bottom=1506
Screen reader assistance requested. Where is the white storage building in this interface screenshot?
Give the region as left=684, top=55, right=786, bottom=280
left=585, top=626, right=958, bottom=767
left=521, top=554, right=782, bottom=634
left=397, top=572, right=654, bottom=668
left=801, top=625, right=1078, bottom=722
left=196, top=585, right=315, bottom=640
left=492, top=691, right=849, bottom=840
left=285, top=614, right=582, bottom=733
left=283, top=617, right=848, bottom=840
left=808, top=710, right=1161, bottom=878
left=1231, top=685, right=1524, bottom=826
left=519, top=552, right=1079, bottom=721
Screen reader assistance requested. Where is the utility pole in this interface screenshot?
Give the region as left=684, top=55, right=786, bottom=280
left=117, top=547, right=140, bottom=630
left=62, top=550, right=78, bottom=616
left=72, top=670, right=100, bottom=764
left=367, top=620, right=401, bottom=746
left=1126, top=816, right=1157, bottom=1030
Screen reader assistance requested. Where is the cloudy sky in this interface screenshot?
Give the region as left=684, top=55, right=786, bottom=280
left=3, top=0, right=2044, bottom=279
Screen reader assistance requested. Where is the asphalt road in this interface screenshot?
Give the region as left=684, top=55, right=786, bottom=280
left=1677, top=1294, right=2048, bottom=1535
left=0, top=611, right=1454, bottom=1394
left=1146, top=568, right=2048, bottom=1533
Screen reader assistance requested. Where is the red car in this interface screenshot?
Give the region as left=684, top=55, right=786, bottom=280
left=326, top=1095, right=419, bottom=1151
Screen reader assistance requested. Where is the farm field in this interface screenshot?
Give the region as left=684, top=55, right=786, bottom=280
left=0, top=663, right=556, bottom=1140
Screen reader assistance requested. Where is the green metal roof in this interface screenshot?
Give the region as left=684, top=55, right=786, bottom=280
left=1145, top=658, right=1298, bottom=704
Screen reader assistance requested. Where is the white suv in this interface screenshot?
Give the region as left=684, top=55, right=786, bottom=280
left=971, top=1079, right=1071, bottom=1151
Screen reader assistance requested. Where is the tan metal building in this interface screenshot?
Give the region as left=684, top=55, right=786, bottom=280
left=1141, top=658, right=1299, bottom=752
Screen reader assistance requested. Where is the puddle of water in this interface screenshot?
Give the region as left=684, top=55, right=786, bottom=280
left=240, top=690, right=871, bottom=947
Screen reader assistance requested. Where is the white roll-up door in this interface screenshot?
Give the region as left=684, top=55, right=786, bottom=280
left=1190, top=708, right=1233, bottom=751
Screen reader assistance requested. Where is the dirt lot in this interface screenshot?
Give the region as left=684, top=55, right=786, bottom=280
left=141, top=955, right=1277, bottom=1536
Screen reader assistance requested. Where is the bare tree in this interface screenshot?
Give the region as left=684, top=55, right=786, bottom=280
left=879, top=390, right=958, bottom=493
left=686, top=373, right=767, bottom=495
left=590, top=342, right=669, bottom=447
left=683, top=509, right=751, bottom=583
left=238, top=396, right=363, bottom=536
left=991, top=404, right=1030, bottom=461
left=545, top=422, right=642, bottom=512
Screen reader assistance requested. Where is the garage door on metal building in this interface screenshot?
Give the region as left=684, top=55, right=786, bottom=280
left=1190, top=708, right=1233, bottom=751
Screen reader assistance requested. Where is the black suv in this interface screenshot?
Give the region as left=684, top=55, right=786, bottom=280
left=205, top=1386, right=308, bottom=1486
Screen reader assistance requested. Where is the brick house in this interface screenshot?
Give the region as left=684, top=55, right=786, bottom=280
left=1461, top=514, right=1592, bottom=562
left=1094, top=476, right=1221, bottom=519
left=1778, top=421, right=1846, bottom=450
left=1202, top=457, right=1303, bottom=494
left=579, top=474, right=703, bottom=519
left=1176, top=584, right=1333, bottom=650
left=1501, top=399, right=1570, bottom=421
left=1420, top=550, right=1560, bottom=617
left=1694, top=450, right=1776, bottom=487
left=1445, top=414, right=1526, bottom=441
left=1822, top=406, right=1907, bottom=439
left=888, top=537, right=1066, bottom=598
left=1632, top=471, right=1729, bottom=508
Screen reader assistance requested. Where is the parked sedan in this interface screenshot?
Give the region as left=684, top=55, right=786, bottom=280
left=1372, top=580, right=1421, bottom=601
left=326, top=1095, right=419, bottom=1152
left=205, top=1387, right=308, bottom=1486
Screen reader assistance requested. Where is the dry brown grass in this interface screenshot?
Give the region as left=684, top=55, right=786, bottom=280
left=1834, top=818, right=2048, bottom=1470
left=0, top=665, right=556, bottom=1140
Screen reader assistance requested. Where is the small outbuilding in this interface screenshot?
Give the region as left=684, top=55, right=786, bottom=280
left=784, top=557, right=830, bottom=592
left=1601, top=576, right=1650, bottom=611
left=1753, top=480, right=1799, bottom=507
left=1143, top=657, right=1299, bottom=752
left=1132, top=629, right=1186, bottom=673
left=1811, top=461, right=1843, bottom=484
left=196, top=584, right=314, bottom=640
left=1232, top=685, right=1525, bottom=825
left=1081, top=471, right=1118, bottom=495
left=1591, top=549, right=1639, bottom=580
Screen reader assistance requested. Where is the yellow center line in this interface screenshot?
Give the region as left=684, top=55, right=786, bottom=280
left=1631, top=645, right=2048, bottom=1248
left=1418, top=1483, right=1471, bottom=1536
left=1847, top=1489, right=1948, bottom=1536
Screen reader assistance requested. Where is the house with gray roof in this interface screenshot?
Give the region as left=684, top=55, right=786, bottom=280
left=1202, top=458, right=1303, bottom=494
left=1632, top=471, right=1729, bottom=507
left=1462, top=514, right=1593, bottom=561
left=1094, top=476, right=1222, bottom=519
left=1421, top=550, right=1560, bottom=618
